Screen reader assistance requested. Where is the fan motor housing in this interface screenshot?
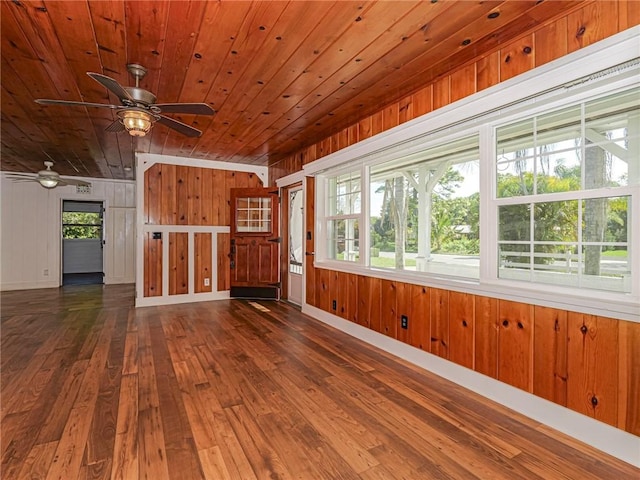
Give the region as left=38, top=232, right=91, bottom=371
left=124, top=86, right=156, bottom=106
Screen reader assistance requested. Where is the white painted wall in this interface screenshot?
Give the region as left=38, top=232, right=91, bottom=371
left=0, top=174, right=136, bottom=290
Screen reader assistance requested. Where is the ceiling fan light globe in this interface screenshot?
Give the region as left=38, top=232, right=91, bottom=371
left=122, top=110, right=152, bottom=137
left=39, top=177, right=59, bottom=188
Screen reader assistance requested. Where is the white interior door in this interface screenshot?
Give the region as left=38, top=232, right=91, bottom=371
left=287, top=187, right=304, bottom=305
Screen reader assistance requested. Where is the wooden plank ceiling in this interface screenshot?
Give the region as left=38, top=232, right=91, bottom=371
left=1, top=0, right=586, bottom=180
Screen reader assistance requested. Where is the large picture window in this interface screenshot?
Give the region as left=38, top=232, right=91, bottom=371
left=313, top=47, right=638, bottom=313
left=369, top=136, right=479, bottom=278
left=495, top=89, right=638, bottom=293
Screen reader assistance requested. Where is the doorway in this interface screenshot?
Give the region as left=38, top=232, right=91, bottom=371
left=229, top=187, right=280, bottom=299
left=62, top=200, right=104, bottom=285
left=287, top=187, right=304, bottom=305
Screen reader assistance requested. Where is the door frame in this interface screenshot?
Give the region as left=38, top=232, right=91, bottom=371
left=280, top=182, right=304, bottom=304
left=276, top=171, right=307, bottom=305
left=61, top=199, right=105, bottom=285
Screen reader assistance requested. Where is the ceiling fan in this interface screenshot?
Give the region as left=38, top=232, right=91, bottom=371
left=35, top=63, right=214, bottom=138
left=5, top=161, right=91, bottom=189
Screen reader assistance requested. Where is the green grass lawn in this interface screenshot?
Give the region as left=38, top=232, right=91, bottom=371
left=370, top=256, right=416, bottom=268
left=602, top=250, right=628, bottom=257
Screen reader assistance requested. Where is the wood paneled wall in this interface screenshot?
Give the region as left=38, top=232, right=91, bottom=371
left=144, top=164, right=262, bottom=226
left=275, top=1, right=639, bottom=437
left=269, top=1, right=639, bottom=182
left=309, top=269, right=640, bottom=436
left=143, top=163, right=262, bottom=296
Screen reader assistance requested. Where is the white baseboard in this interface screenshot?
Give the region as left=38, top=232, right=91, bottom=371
left=0, top=280, right=60, bottom=291
left=135, top=290, right=230, bottom=307
left=302, top=304, right=640, bottom=467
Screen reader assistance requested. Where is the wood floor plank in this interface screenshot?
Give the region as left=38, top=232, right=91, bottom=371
left=1, top=285, right=638, bottom=480
left=110, top=374, right=138, bottom=480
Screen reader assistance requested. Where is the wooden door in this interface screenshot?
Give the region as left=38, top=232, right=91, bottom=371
left=230, top=187, right=280, bottom=299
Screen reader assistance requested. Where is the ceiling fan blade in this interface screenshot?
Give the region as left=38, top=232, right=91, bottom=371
left=105, top=120, right=125, bottom=133
left=5, top=172, right=35, bottom=178
left=35, top=99, right=121, bottom=109
left=58, top=178, right=91, bottom=187
left=8, top=178, right=38, bottom=183
left=87, top=72, right=133, bottom=102
left=155, top=103, right=215, bottom=115
left=157, top=115, right=203, bottom=137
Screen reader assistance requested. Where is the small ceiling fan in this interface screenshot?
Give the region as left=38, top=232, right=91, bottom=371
left=35, top=64, right=214, bottom=137
left=6, top=161, right=91, bottom=189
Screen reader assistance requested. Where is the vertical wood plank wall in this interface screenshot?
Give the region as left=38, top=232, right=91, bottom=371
left=270, top=4, right=640, bottom=437
left=143, top=164, right=262, bottom=296
left=309, top=269, right=640, bottom=437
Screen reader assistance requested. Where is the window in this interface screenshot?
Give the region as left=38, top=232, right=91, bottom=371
left=495, top=89, right=638, bottom=293
left=325, top=171, right=361, bottom=262
left=289, top=188, right=303, bottom=274
left=235, top=197, right=272, bottom=233
left=369, top=136, right=480, bottom=278
left=62, top=211, right=102, bottom=239
left=312, top=42, right=639, bottom=313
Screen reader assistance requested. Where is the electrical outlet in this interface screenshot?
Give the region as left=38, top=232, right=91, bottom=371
left=204, top=278, right=210, bottom=287
left=332, top=299, right=337, bottom=310
left=43, top=269, right=49, bottom=276
left=401, top=315, right=408, bottom=329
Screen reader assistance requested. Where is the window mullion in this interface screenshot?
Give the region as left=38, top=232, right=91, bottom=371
left=480, top=124, right=496, bottom=283
left=361, top=164, right=370, bottom=267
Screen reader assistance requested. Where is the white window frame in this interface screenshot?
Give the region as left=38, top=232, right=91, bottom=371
left=484, top=84, right=639, bottom=299
left=307, top=27, right=640, bottom=321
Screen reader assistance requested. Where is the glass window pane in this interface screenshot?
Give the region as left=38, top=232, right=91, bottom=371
left=536, top=148, right=581, bottom=194
left=62, top=211, right=101, bottom=225
left=498, top=243, right=531, bottom=280
left=499, top=204, right=530, bottom=241
left=369, top=136, right=479, bottom=277
left=328, top=218, right=359, bottom=262
left=497, top=119, right=534, bottom=198
left=289, top=189, right=303, bottom=274
left=63, top=225, right=101, bottom=239
left=329, top=172, right=361, bottom=216
left=533, top=200, right=578, bottom=242
left=236, top=197, right=271, bottom=232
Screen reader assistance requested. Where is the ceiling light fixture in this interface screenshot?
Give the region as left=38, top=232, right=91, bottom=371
left=38, top=161, right=60, bottom=188
left=39, top=177, right=59, bottom=188
left=120, top=110, right=153, bottom=137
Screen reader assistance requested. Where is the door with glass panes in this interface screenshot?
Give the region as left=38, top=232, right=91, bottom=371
left=229, top=188, right=280, bottom=299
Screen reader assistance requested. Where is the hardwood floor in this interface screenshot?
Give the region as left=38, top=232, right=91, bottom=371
left=1, top=285, right=637, bottom=479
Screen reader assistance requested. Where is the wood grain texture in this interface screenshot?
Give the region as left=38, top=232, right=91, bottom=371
left=357, top=276, right=381, bottom=331
left=448, top=292, right=475, bottom=370
left=305, top=177, right=316, bottom=307
left=268, top=1, right=637, bottom=184
left=567, top=313, right=619, bottom=427
left=143, top=232, right=162, bottom=297
left=144, top=164, right=262, bottom=227
left=497, top=300, right=534, bottom=392
left=430, top=288, right=449, bottom=359
left=168, top=232, right=189, bottom=296
left=194, top=233, right=212, bottom=294
left=380, top=279, right=397, bottom=339
left=1, top=285, right=637, bottom=480
left=217, top=233, right=230, bottom=292
left=533, top=306, right=568, bottom=405
left=474, top=296, right=499, bottom=379
left=618, top=320, right=640, bottom=435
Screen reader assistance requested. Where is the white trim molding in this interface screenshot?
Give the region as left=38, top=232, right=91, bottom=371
left=137, top=152, right=268, bottom=185
left=134, top=224, right=229, bottom=308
